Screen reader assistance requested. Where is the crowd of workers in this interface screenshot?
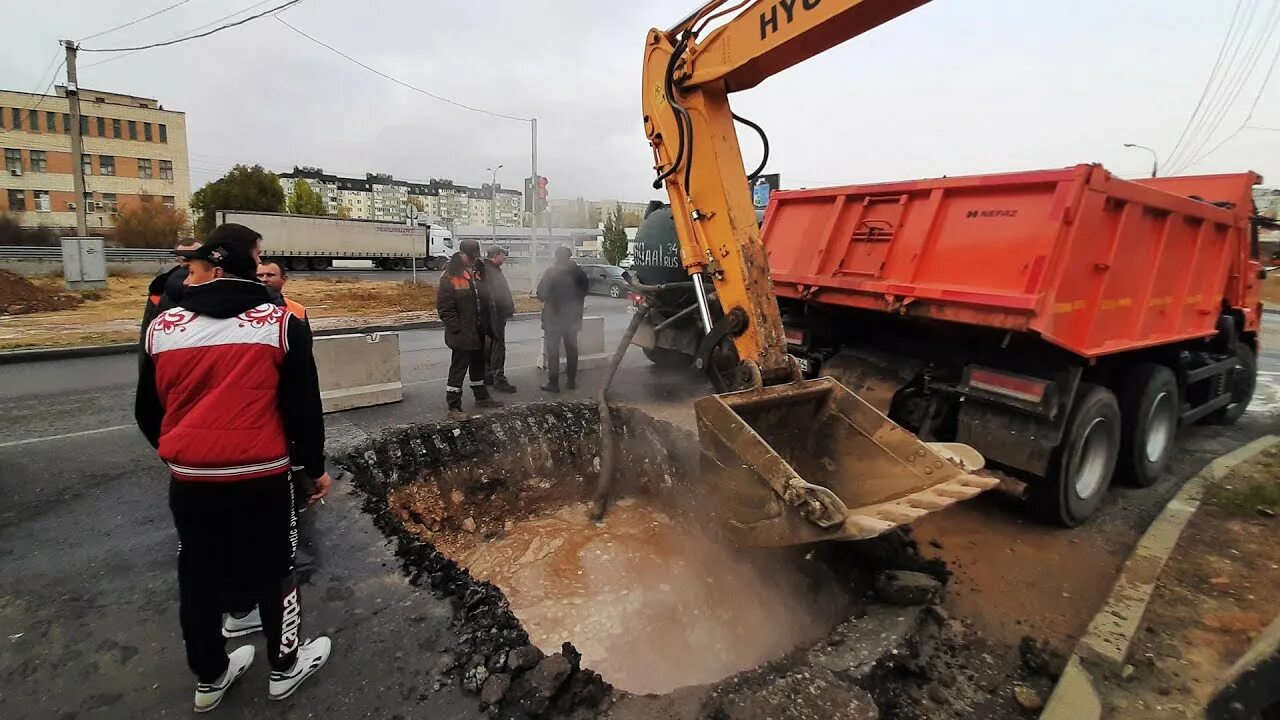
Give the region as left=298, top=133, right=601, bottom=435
left=133, top=222, right=590, bottom=712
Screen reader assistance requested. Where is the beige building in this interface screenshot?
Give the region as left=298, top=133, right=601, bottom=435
left=279, top=167, right=522, bottom=227
left=0, top=86, right=190, bottom=231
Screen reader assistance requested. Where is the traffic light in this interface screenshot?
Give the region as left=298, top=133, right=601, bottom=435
left=535, top=175, right=549, bottom=212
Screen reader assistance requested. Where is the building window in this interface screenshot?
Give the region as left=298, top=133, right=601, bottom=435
left=29, top=150, right=46, bottom=173
left=84, top=192, right=94, bottom=211
left=80, top=116, right=89, bottom=135
left=138, top=158, right=152, bottom=179
left=159, top=160, right=174, bottom=180
left=102, top=193, right=118, bottom=213
left=143, top=123, right=152, bottom=142
left=7, top=190, right=25, bottom=212
left=46, top=112, right=56, bottom=132
left=162, top=195, right=175, bottom=209
left=82, top=154, right=92, bottom=176
left=100, top=156, right=115, bottom=176
left=96, top=116, right=105, bottom=136
left=128, top=121, right=137, bottom=140
left=28, top=109, right=38, bottom=130
left=34, top=190, right=50, bottom=212
left=11, top=108, right=21, bottom=129
left=63, top=113, right=70, bottom=132
left=4, top=148, right=21, bottom=173
left=112, top=119, right=121, bottom=138
left=159, top=124, right=168, bottom=143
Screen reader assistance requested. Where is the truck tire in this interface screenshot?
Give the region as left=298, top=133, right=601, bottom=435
left=1206, top=343, right=1255, bottom=425
left=1116, top=364, right=1178, bottom=488
left=643, top=347, right=694, bottom=369
left=308, top=257, right=331, bottom=271
left=1035, top=383, right=1121, bottom=527
left=287, top=257, right=309, bottom=272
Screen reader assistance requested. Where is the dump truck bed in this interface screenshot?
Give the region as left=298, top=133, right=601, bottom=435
left=762, top=164, right=1260, bottom=358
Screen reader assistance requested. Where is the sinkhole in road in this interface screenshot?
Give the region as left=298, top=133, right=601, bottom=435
left=372, top=403, right=851, bottom=695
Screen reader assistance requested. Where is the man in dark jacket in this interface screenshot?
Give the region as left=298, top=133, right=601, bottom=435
left=482, top=246, right=517, bottom=393
left=141, top=237, right=201, bottom=332
left=536, top=245, right=589, bottom=392
left=135, top=238, right=332, bottom=711
left=438, top=239, right=503, bottom=419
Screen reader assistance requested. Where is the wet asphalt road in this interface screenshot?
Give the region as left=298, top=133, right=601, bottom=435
left=0, top=307, right=1274, bottom=718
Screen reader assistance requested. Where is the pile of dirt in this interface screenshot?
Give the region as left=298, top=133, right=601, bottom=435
left=0, top=270, right=83, bottom=315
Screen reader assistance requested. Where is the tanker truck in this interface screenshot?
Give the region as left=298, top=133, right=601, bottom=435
left=628, top=164, right=1263, bottom=527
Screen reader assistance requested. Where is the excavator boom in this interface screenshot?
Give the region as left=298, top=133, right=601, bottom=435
left=642, top=0, right=997, bottom=546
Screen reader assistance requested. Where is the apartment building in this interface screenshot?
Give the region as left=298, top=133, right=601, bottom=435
left=0, top=86, right=190, bottom=230
left=278, top=167, right=522, bottom=226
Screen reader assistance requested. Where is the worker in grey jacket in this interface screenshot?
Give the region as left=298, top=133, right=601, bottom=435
left=482, top=246, right=517, bottom=393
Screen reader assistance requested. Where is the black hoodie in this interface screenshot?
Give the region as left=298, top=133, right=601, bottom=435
left=134, top=278, right=327, bottom=479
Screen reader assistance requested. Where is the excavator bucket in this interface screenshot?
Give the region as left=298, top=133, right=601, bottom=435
left=695, top=376, right=998, bottom=547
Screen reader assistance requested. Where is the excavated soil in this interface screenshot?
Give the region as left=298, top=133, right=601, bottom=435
left=0, top=270, right=82, bottom=315
left=336, top=402, right=1056, bottom=719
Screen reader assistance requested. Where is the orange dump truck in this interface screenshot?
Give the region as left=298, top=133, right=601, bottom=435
left=766, top=164, right=1262, bottom=524
left=631, top=164, right=1263, bottom=526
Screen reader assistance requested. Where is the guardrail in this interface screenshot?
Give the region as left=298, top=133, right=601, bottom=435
left=0, top=246, right=173, bottom=261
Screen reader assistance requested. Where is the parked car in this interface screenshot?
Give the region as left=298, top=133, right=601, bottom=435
left=581, top=264, right=630, bottom=298
left=618, top=255, right=635, bottom=269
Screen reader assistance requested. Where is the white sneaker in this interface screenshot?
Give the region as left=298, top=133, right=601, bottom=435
left=268, top=636, right=332, bottom=701
left=222, top=607, right=262, bottom=638
left=194, top=645, right=255, bottom=713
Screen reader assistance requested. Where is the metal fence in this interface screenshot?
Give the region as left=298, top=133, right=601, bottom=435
left=0, top=246, right=173, bottom=261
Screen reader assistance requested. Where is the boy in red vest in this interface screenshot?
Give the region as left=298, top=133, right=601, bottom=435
left=135, top=234, right=332, bottom=712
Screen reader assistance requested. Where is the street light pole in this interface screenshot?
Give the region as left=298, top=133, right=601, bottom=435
left=486, top=164, right=503, bottom=247
left=1123, top=143, right=1159, bottom=178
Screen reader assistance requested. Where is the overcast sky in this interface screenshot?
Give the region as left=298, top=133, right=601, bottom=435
left=4, top=0, right=1280, bottom=202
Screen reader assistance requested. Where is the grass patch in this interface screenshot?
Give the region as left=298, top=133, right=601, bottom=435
left=1205, top=446, right=1280, bottom=517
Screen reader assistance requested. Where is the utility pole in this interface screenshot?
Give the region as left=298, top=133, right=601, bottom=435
left=62, top=40, right=88, bottom=236
left=1123, top=143, right=1159, bottom=179
left=487, top=163, right=503, bottom=247
left=529, top=118, right=539, bottom=295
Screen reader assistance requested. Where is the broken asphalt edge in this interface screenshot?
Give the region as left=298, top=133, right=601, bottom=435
left=0, top=312, right=541, bottom=365
left=1040, top=434, right=1280, bottom=720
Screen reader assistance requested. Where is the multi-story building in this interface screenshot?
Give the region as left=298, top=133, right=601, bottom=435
left=278, top=166, right=522, bottom=228
left=0, top=86, right=190, bottom=230
left=547, top=197, right=652, bottom=228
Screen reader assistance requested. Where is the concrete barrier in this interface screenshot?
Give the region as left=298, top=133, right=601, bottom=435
left=313, top=332, right=404, bottom=413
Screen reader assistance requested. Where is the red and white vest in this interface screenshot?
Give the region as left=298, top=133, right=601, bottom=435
left=146, top=303, right=292, bottom=482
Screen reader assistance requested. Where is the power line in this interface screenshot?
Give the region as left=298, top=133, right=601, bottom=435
left=1165, top=0, right=1247, bottom=169
left=83, top=0, right=283, bottom=69
left=1171, top=1, right=1280, bottom=172
left=77, top=0, right=198, bottom=43
left=1177, top=30, right=1280, bottom=172
left=273, top=15, right=531, bottom=123
left=79, top=0, right=303, bottom=52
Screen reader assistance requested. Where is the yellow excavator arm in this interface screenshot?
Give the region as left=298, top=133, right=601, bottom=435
left=641, top=0, right=997, bottom=547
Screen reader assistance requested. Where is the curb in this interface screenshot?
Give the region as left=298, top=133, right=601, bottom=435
left=1040, top=434, right=1280, bottom=720
left=0, top=312, right=541, bottom=365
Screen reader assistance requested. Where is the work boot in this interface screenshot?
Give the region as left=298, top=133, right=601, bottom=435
left=541, top=375, right=560, bottom=393
left=472, top=384, right=503, bottom=409
left=493, top=377, right=518, bottom=394
left=566, top=376, right=577, bottom=391
left=446, top=390, right=466, bottom=421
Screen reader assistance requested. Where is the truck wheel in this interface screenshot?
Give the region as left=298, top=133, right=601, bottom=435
left=1036, top=383, right=1121, bottom=527
left=1206, top=343, right=1256, bottom=425
left=643, top=347, right=694, bottom=369
left=1117, top=364, right=1178, bottom=488
left=287, top=257, right=308, bottom=272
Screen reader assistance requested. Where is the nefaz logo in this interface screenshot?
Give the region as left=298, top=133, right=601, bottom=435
left=760, top=0, right=823, bottom=40
left=966, top=209, right=1019, bottom=219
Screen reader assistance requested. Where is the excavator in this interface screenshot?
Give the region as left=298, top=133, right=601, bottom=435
left=638, top=0, right=998, bottom=546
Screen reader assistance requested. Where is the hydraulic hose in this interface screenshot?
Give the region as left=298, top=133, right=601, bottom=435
left=591, top=303, right=653, bottom=522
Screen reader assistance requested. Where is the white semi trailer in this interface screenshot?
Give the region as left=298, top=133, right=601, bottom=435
left=216, top=211, right=456, bottom=271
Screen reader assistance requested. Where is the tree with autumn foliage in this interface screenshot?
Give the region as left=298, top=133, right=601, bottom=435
left=113, top=201, right=192, bottom=248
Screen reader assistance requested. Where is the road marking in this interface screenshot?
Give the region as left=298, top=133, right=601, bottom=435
left=0, top=424, right=135, bottom=449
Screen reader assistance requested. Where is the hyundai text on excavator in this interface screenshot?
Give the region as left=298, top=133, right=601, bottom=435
left=634, top=0, right=1262, bottom=545
left=638, top=0, right=998, bottom=547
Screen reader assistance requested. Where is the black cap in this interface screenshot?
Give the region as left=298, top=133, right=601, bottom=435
left=204, top=223, right=262, bottom=258
left=175, top=241, right=257, bottom=280
left=459, top=239, right=482, bottom=259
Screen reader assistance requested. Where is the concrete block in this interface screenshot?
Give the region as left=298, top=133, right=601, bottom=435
left=314, top=332, right=403, bottom=413
left=579, top=316, right=605, bottom=356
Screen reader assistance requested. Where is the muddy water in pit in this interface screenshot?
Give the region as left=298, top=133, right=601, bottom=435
left=459, top=498, right=848, bottom=695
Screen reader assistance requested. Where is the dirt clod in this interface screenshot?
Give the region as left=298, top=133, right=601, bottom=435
left=480, top=673, right=512, bottom=707
left=508, top=645, right=544, bottom=673
left=461, top=517, right=477, bottom=533
left=1011, top=684, right=1043, bottom=712
left=875, top=570, right=943, bottom=606
left=0, top=270, right=82, bottom=316
left=1017, top=636, right=1051, bottom=677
